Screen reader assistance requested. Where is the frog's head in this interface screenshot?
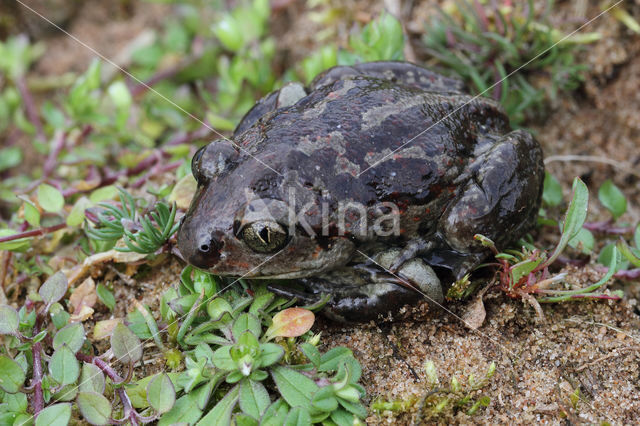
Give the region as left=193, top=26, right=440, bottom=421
left=177, top=139, right=354, bottom=278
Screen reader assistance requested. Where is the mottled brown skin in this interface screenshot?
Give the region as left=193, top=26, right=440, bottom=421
left=178, top=61, right=544, bottom=322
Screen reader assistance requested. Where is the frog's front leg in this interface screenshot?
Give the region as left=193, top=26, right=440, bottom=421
left=267, top=254, right=443, bottom=322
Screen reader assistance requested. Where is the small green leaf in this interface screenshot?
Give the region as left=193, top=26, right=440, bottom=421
left=147, top=373, right=176, bottom=414
left=258, top=343, right=284, bottom=368
left=0, top=305, right=19, bottom=335
left=543, top=177, right=589, bottom=268
left=39, top=271, right=68, bottom=306
left=20, top=197, right=41, bottom=227
left=207, top=298, right=233, bottom=321
left=49, top=346, right=80, bottom=386
left=157, top=393, right=203, bottom=425
left=312, top=386, right=338, bottom=412
left=77, top=391, right=112, bottom=426
left=37, top=183, right=64, bottom=213
left=0, top=229, right=32, bottom=252
left=53, top=322, right=85, bottom=353
left=108, top=80, right=132, bottom=110
left=67, top=196, right=92, bottom=227
left=196, top=384, right=239, bottom=426
left=319, top=347, right=353, bottom=372
left=330, top=408, right=357, bottom=425
left=96, top=283, right=115, bottom=310
left=261, top=399, right=289, bottom=426
left=542, top=172, right=563, bottom=207
left=509, top=258, right=542, bottom=285
left=213, top=346, right=235, bottom=371
left=79, top=362, right=105, bottom=394
left=0, top=355, right=26, bottom=393
left=0, top=146, right=22, bottom=172
left=35, top=403, right=71, bottom=426
left=271, top=366, right=319, bottom=409
left=232, top=313, right=261, bottom=340
left=239, top=379, right=270, bottom=419
left=568, top=227, right=595, bottom=254
left=89, top=185, right=118, bottom=203
left=111, top=323, right=142, bottom=364
left=598, top=179, right=627, bottom=220
left=284, top=406, right=312, bottom=426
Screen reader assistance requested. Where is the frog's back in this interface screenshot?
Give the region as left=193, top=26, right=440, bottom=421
left=237, top=77, right=508, bottom=209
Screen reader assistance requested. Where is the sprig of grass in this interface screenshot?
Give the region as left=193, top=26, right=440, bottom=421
left=422, top=0, right=599, bottom=126
left=84, top=188, right=179, bottom=254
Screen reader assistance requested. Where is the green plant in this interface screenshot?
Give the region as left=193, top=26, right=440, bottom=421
left=472, top=174, right=640, bottom=310
left=422, top=0, right=600, bottom=126
left=84, top=188, right=179, bottom=254
left=122, top=267, right=367, bottom=424
left=397, top=359, right=495, bottom=421
left=0, top=272, right=172, bottom=425
left=0, top=266, right=367, bottom=424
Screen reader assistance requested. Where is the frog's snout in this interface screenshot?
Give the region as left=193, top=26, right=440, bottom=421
left=178, top=220, right=222, bottom=270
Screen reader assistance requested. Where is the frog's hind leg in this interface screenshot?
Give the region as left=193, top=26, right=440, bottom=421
left=233, top=82, right=308, bottom=136
left=309, top=61, right=465, bottom=93
left=439, top=129, right=544, bottom=277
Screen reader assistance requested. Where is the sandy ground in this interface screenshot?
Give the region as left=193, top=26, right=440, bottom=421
left=4, top=0, right=640, bottom=423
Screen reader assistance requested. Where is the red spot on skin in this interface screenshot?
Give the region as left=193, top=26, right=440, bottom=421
left=413, top=216, right=420, bottom=222
left=425, top=207, right=431, bottom=213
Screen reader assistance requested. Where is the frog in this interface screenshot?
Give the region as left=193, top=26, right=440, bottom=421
left=177, top=61, right=544, bottom=322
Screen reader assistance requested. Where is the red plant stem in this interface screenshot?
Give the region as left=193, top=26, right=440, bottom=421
left=16, top=75, right=45, bottom=141
left=43, top=131, right=68, bottom=177
left=31, top=305, right=46, bottom=417
left=75, top=353, right=139, bottom=425
left=0, top=223, right=66, bottom=244
left=165, top=122, right=214, bottom=146
left=583, top=221, right=633, bottom=235
left=61, top=151, right=165, bottom=198
left=131, top=160, right=182, bottom=188
left=32, top=340, right=44, bottom=416
left=129, top=66, right=182, bottom=98
left=594, top=266, right=640, bottom=280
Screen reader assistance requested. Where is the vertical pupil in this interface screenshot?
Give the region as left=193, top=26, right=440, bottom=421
left=259, top=227, right=270, bottom=244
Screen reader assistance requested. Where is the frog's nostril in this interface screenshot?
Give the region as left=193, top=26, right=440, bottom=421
left=188, top=236, right=221, bottom=269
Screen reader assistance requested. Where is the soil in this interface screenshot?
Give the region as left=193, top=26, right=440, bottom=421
left=4, top=0, right=640, bottom=424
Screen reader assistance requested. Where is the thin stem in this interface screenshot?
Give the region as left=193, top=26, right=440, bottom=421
left=0, top=223, right=66, bottom=244
left=583, top=220, right=633, bottom=235
left=16, top=75, right=45, bottom=141
left=75, top=353, right=139, bottom=425
left=32, top=341, right=44, bottom=416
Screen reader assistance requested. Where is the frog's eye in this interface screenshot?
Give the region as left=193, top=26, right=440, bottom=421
left=191, top=145, right=207, bottom=185
left=240, top=221, right=289, bottom=253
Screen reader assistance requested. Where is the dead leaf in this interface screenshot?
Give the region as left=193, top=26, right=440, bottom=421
left=93, top=318, right=122, bottom=340
left=70, top=305, right=94, bottom=322
left=265, top=307, right=315, bottom=339
left=462, top=294, right=486, bottom=330
left=69, top=277, right=97, bottom=321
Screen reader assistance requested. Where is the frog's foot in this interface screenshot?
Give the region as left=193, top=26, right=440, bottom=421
left=372, top=249, right=443, bottom=303
left=377, top=238, right=434, bottom=273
